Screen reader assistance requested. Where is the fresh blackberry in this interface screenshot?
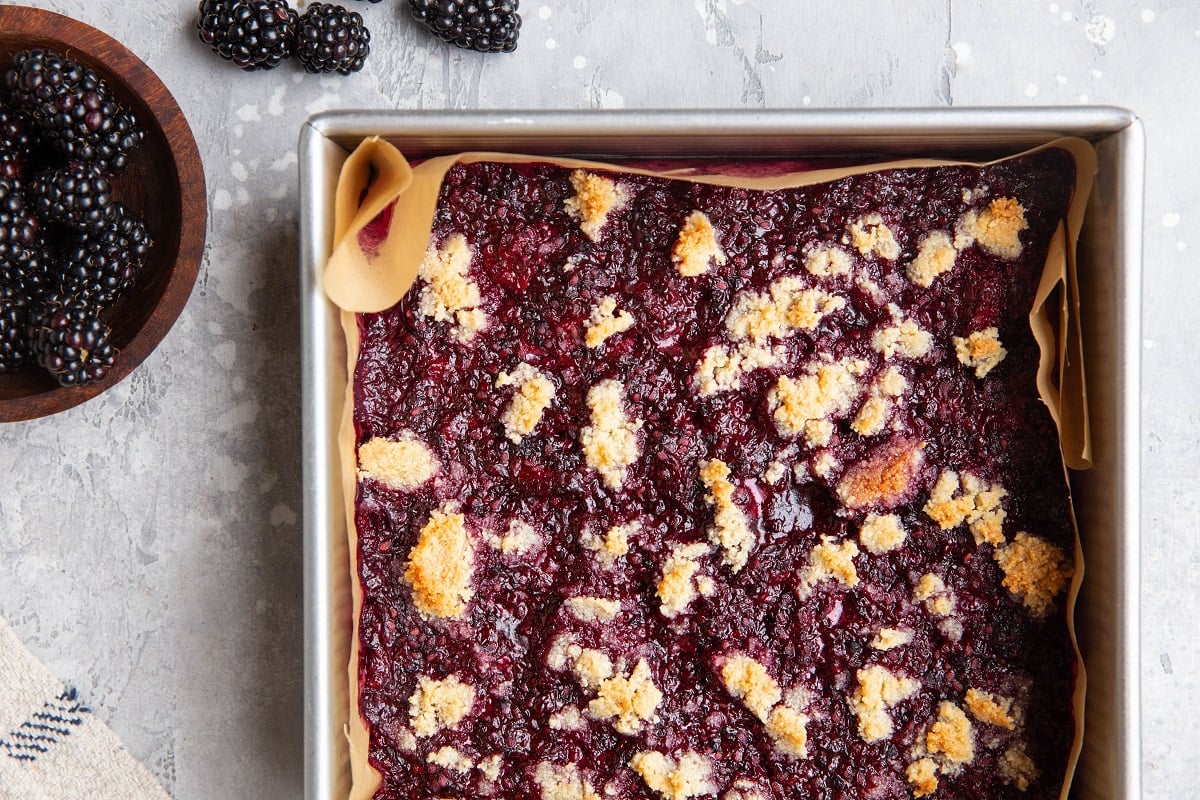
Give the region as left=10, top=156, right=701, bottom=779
left=4, top=50, right=144, bottom=173
left=0, top=238, right=56, bottom=304
left=30, top=163, right=113, bottom=232
left=295, top=3, right=371, bottom=74
left=0, top=105, right=36, bottom=180
left=0, top=175, right=37, bottom=264
left=197, top=0, right=299, bottom=71
left=60, top=204, right=151, bottom=306
left=0, top=295, right=32, bottom=372
left=408, top=0, right=521, bottom=52
left=29, top=293, right=117, bottom=386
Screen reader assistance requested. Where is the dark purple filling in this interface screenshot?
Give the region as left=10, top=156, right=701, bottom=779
left=353, top=151, right=1078, bottom=800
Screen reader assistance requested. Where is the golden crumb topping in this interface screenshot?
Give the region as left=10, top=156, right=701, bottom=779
left=999, top=745, right=1040, bottom=791
left=851, top=665, right=918, bottom=742
left=964, top=688, right=1016, bottom=730
left=695, top=343, right=784, bottom=396
left=357, top=433, right=438, bottom=491
left=923, top=470, right=1007, bottom=546
left=769, top=358, right=866, bottom=446
left=478, top=754, right=502, bottom=782
left=417, top=234, right=487, bottom=342
left=720, top=655, right=782, bottom=722
left=869, top=627, right=913, bottom=651
left=994, top=532, right=1073, bottom=615
left=850, top=395, right=891, bottom=437
left=725, top=278, right=845, bottom=345
left=836, top=440, right=924, bottom=511
left=564, top=171, right=626, bottom=242
left=907, top=230, right=958, bottom=287
left=408, top=674, right=475, bottom=737
left=497, top=363, right=556, bottom=443
left=673, top=211, right=727, bottom=276
left=927, top=702, right=975, bottom=765
left=954, top=327, right=1008, bottom=379
left=581, top=379, right=643, bottom=490
left=572, top=648, right=615, bottom=690
left=801, top=536, right=859, bottom=594
left=427, top=746, right=474, bottom=773
left=404, top=507, right=474, bottom=619
left=658, top=542, right=711, bottom=617
left=859, top=513, right=907, bottom=554
left=586, top=296, right=636, bottom=348
left=873, top=318, right=933, bottom=360
left=957, top=197, right=1028, bottom=259
left=914, top=573, right=956, bottom=617
left=588, top=659, right=663, bottom=735
left=906, top=758, right=939, bottom=798
left=848, top=214, right=901, bottom=260
left=565, top=596, right=621, bottom=624
left=535, top=762, right=602, bottom=800
left=876, top=366, right=909, bottom=397
left=629, top=751, right=713, bottom=800
left=699, top=459, right=756, bottom=573
left=766, top=706, right=809, bottom=758
left=548, top=705, right=587, bottom=731
left=584, top=522, right=638, bottom=568
left=803, top=245, right=853, bottom=277
left=490, top=519, right=542, bottom=556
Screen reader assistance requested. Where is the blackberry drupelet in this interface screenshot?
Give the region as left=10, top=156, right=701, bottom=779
left=29, top=293, right=117, bottom=386
left=0, top=295, right=31, bottom=372
left=60, top=204, right=151, bottom=306
left=30, top=163, right=113, bottom=232
left=197, top=0, right=299, bottom=71
left=295, top=3, right=371, bottom=74
left=408, top=0, right=521, bottom=52
left=0, top=175, right=37, bottom=264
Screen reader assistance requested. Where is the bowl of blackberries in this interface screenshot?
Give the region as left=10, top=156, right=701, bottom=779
left=0, top=6, right=206, bottom=422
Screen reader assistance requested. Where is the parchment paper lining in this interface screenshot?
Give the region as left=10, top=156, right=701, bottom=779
left=327, top=138, right=1097, bottom=800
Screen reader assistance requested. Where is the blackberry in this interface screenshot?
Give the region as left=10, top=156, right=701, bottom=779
left=295, top=3, right=371, bottom=75
left=30, top=163, right=113, bottom=232
left=29, top=293, right=117, bottom=386
left=0, top=176, right=37, bottom=264
left=60, top=204, right=151, bottom=306
left=0, top=238, right=56, bottom=304
left=408, top=0, right=521, bottom=52
left=0, top=295, right=31, bottom=372
left=4, top=50, right=143, bottom=173
left=0, top=105, right=36, bottom=180
left=197, top=0, right=299, bottom=71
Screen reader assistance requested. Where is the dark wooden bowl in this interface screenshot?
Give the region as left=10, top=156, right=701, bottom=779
left=0, top=5, right=206, bottom=422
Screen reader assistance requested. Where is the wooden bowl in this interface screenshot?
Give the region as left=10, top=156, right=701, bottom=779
left=0, top=5, right=206, bottom=422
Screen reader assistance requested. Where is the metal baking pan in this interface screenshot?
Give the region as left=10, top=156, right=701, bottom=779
left=299, top=108, right=1142, bottom=800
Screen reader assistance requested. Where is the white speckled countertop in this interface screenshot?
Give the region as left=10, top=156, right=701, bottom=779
left=0, top=1, right=1192, bottom=798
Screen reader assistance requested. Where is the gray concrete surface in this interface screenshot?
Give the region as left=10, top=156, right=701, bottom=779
left=0, top=1, right=1192, bottom=798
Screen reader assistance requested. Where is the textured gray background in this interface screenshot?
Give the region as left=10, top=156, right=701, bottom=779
left=0, top=1, right=1191, bottom=798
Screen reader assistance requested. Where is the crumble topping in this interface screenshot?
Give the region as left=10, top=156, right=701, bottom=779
left=850, top=395, right=890, bottom=437
left=658, top=542, right=712, bottom=617
left=564, top=171, right=626, bottom=242
left=629, top=751, right=713, bottom=800
left=810, top=451, right=838, bottom=479
left=548, top=705, right=587, bottom=731
left=994, top=532, right=1073, bottom=615
left=546, top=636, right=582, bottom=672
left=695, top=343, right=783, bottom=396
left=873, top=316, right=933, bottom=361
left=964, top=688, right=1016, bottom=730
left=409, top=674, right=476, bottom=736
left=906, top=757, right=939, bottom=798
left=766, top=706, right=809, bottom=758
left=876, top=366, right=908, bottom=397
left=583, top=522, right=637, bottom=568
left=851, top=665, right=918, bottom=742
left=762, top=460, right=788, bottom=484
left=847, top=213, right=901, bottom=260
left=405, top=507, right=475, bottom=619
left=535, top=762, right=602, bottom=800
left=479, top=754, right=503, bottom=782
left=836, top=440, right=924, bottom=511
left=914, top=573, right=956, bottom=617
left=720, top=654, right=782, bottom=721
left=489, top=519, right=542, bottom=556
left=497, top=363, right=556, bottom=443
left=573, top=648, right=615, bottom=689
left=801, top=536, right=859, bottom=594
left=768, top=357, right=866, bottom=446
left=588, top=659, right=663, bottom=735
left=858, top=513, right=907, bottom=554
left=956, top=197, right=1028, bottom=259
left=673, top=211, right=727, bottom=276
left=907, top=231, right=958, bottom=287
left=357, top=433, right=438, bottom=491
left=724, top=278, right=845, bottom=344
left=586, top=296, right=636, bottom=348
left=999, top=745, right=1040, bottom=791
left=581, top=379, right=643, bottom=490
left=803, top=244, right=852, bottom=277
left=723, top=781, right=765, bottom=800
left=954, top=327, right=1008, bottom=378
left=427, top=746, right=474, bottom=773
left=926, top=702, right=975, bottom=765
left=417, top=234, right=487, bottom=342
left=923, top=470, right=1007, bottom=546
left=699, top=459, right=756, bottom=572
left=869, top=627, right=913, bottom=651
left=565, top=596, right=621, bottom=623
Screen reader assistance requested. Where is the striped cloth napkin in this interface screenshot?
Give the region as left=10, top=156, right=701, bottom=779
left=0, top=614, right=170, bottom=799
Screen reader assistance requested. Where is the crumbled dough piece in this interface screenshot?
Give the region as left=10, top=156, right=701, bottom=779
left=964, top=688, right=1016, bottom=730
left=546, top=635, right=582, bottom=672
left=535, top=762, right=602, bottom=800
left=548, top=705, right=588, bottom=731
left=564, top=171, right=626, bottom=242
left=673, top=211, right=727, bottom=276
left=573, top=648, right=615, bottom=689
left=768, top=358, right=866, bottom=445
left=629, top=751, right=713, bottom=800
left=848, top=213, right=901, bottom=260
left=954, top=327, right=1008, bottom=378
left=999, top=745, right=1040, bottom=791
left=722, top=782, right=765, bottom=800
left=766, top=706, right=809, bottom=758
left=584, top=522, right=638, bottom=568
left=858, top=513, right=906, bottom=554
left=906, top=758, right=939, bottom=798
left=907, top=231, right=958, bottom=287
left=994, top=532, right=1073, bottom=615
left=586, top=296, right=636, bottom=348
left=803, top=244, right=852, bottom=277
left=956, top=197, right=1028, bottom=259
left=427, top=746, right=474, bottom=773
left=801, top=536, right=859, bottom=594
left=725, top=278, right=845, bottom=345
left=699, top=459, right=756, bottom=572
left=811, top=451, right=838, bottom=479
left=405, top=506, right=474, bottom=619
left=588, top=659, right=663, bottom=735
left=873, top=317, right=933, bottom=360
left=876, top=366, right=908, bottom=397
left=914, top=573, right=955, bottom=617
left=927, top=702, right=975, bottom=765
left=720, top=655, right=782, bottom=721
left=357, top=433, right=438, bottom=491
left=851, top=665, right=918, bottom=742
left=581, top=379, right=643, bottom=490
left=836, top=441, right=924, bottom=511
left=490, top=519, right=542, bottom=556
left=762, top=460, right=788, bottom=484
left=409, top=674, right=475, bottom=736
left=851, top=395, right=891, bottom=437
left=869, top=627, right=913, bottom=651
left=417, top=234, right=487, bottom=342
left=923, top=470, right=1007, bottom=546
left=696, top=576, right=717, bottom=596
left=694, top=343, right=784, bottom=396
left=497, top=363, right=556, bottom=443
left=658, top=542, right=712, bottom=617
left=565, top=596, right=621, bottom=623
left=478, top=754, right=503, bottom=782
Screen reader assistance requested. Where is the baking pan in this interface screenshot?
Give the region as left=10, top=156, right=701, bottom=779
left=299, top=108, right=1142, bottom=800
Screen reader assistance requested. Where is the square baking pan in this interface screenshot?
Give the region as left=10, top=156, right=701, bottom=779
left=299, top=108, right=1142, bottom=800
